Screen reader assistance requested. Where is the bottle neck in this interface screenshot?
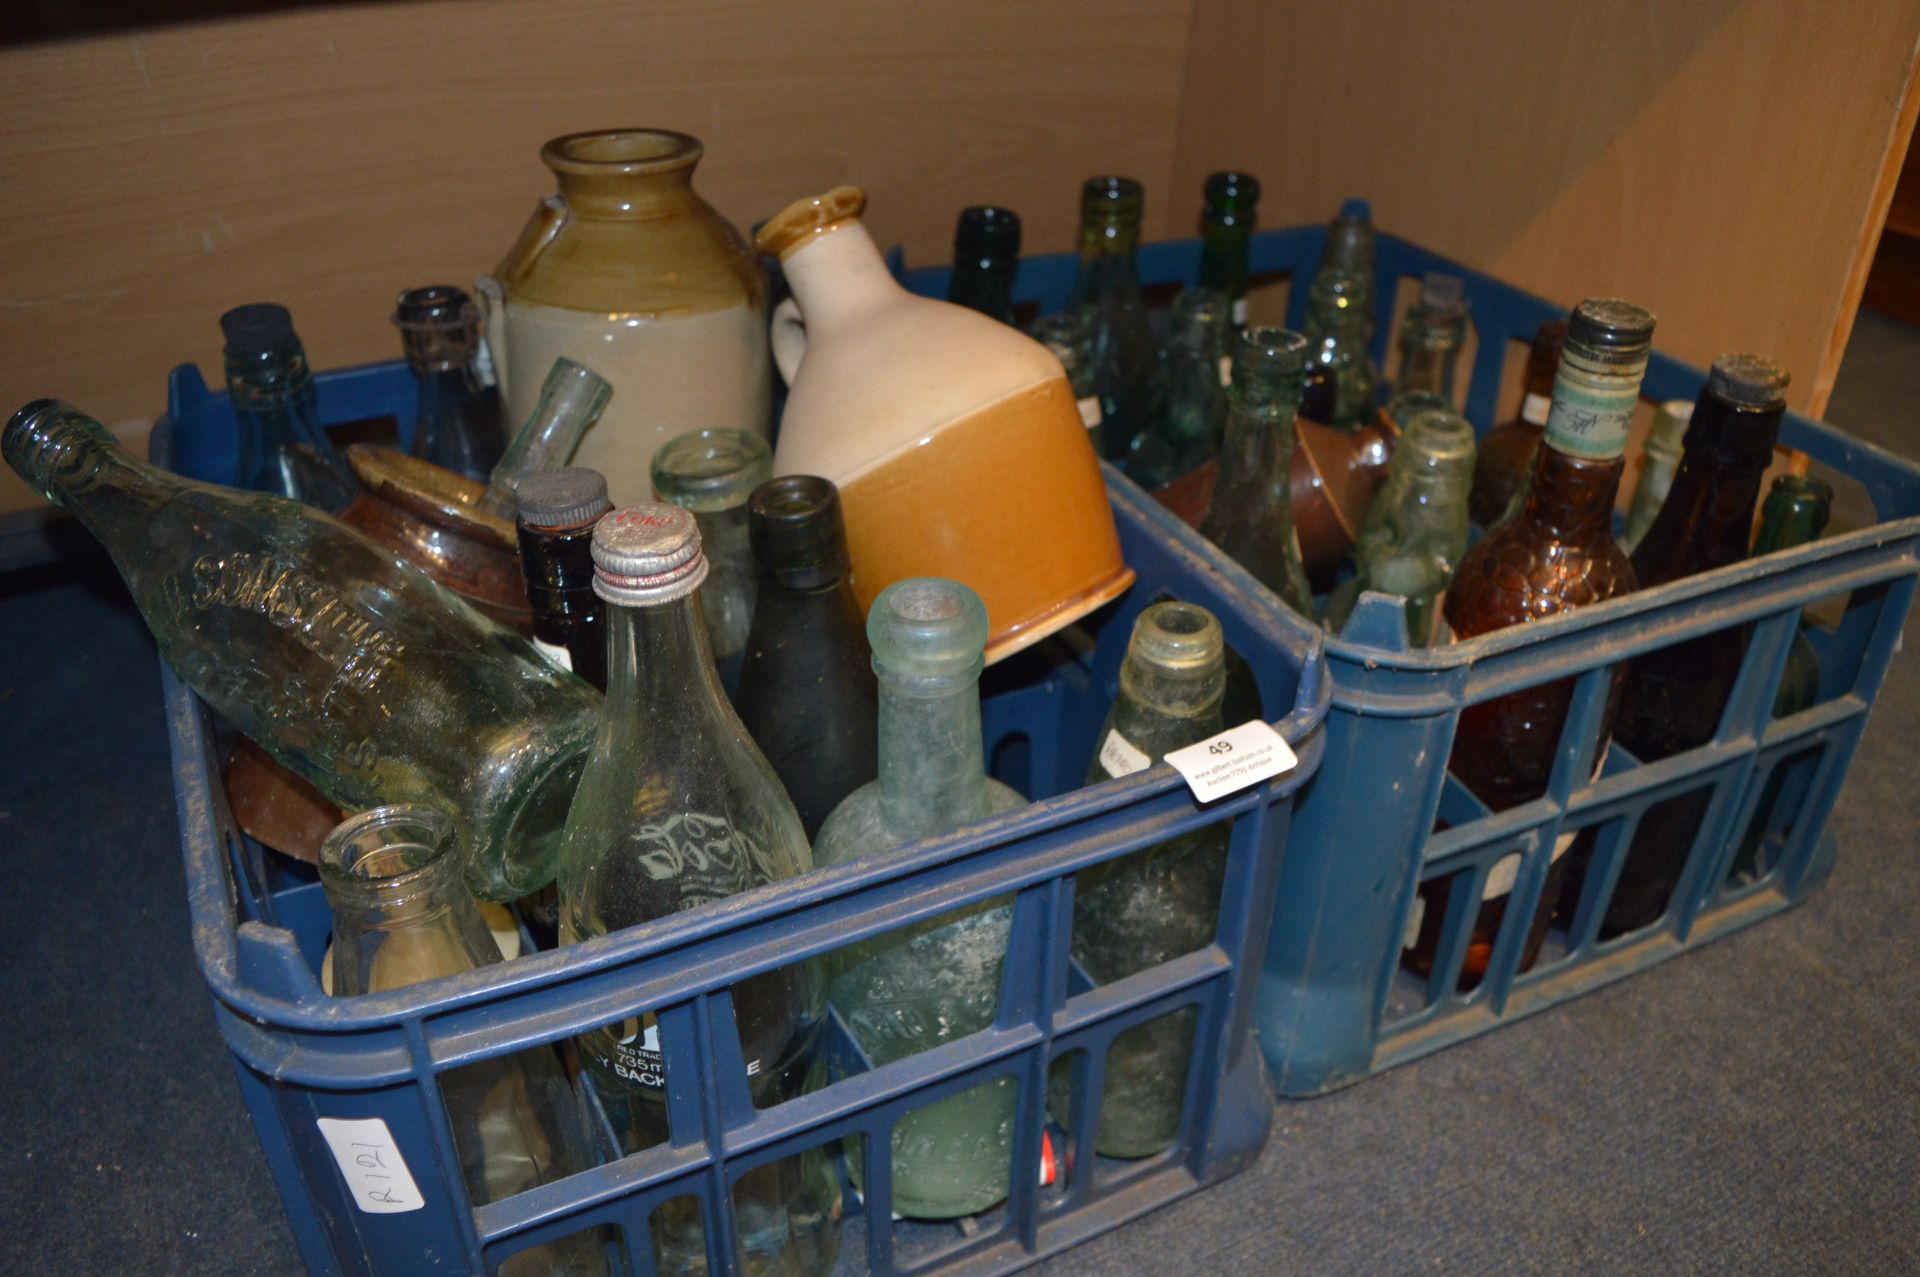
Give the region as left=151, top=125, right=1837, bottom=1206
left=1518, top=445, right=1625, bottom=541
left=876, top=675, right=989, bottom=839
left=552, top=162, right=698, bottom=220
left=949, top=259, right=1016, bottom=323
left=1631, top=394, right=1784, bottom=586
left=603, top=589, right=730, bottom=726
left=782, top=221, right=900, bottom=329
left=1753, top=491, right=1831, bottom=555
left=1215, top=375, right=1301, bottom=511
left=1074, top=218, right=1143, bottom=303
left=319, top=812, right=492, bottom=995
left=6, top=406, right=177, bottom=553
left=1397, top=328, right=1463, bottom=399
left=1198, top=220, right=1250, bottom=301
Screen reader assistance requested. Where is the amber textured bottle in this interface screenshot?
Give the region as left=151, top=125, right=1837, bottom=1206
left=1407, top=300, right=1653, bottom=984
left=1468, top=319, right=1566, bottom=529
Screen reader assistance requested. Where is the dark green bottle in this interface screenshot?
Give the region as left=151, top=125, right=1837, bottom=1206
left=1071, top=176, right=1158, bottom=469
left=947, top=206, right=1021, bottom=326
left=1197, top=171, right=1260, bottom=328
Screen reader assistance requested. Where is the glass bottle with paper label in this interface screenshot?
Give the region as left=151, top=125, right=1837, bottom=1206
left=1055, top=601, right=1229, bottom=1157
left=1133, top=287, right=1232, bottom=490
left=321, top=804, right=606, bottom=1276
left=554, top=504, right=838, bottom=1276
left=1407, top=299, right=1653, bottom=984
left=650, top=427, right=775, bottom=695
left=1382, top=273, right=1469, bottom=428
left=1621, top=399, right=1693, bottom=552
left=515, top=467, right=611, bottom=690
left=813, top=578, right=1028, bottom=1218
left=1468, top=319, right=1566, bottom=528
left=1197, top=170, right=1260, bottom=327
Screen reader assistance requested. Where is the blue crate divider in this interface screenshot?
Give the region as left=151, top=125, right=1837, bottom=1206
left=898, top=209, right=1920, bottom=1096
left=154, top=373, right=1329, bottom=1276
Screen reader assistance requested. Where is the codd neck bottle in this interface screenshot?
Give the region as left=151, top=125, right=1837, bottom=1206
left=947, top=205, right=1021, bottom=326
left=1199, top=327, right=1316, bottom=616
left=1299, top=268, right=1377, bottom=433
left=1197, top=171, right=1260, bottom=327
left=1324, top=408, right=1476, bottom=645
left=814, top=578, right=1027, bottom=1219
left=221, top=303, right=356, bottom=513
left=1604, top=355, right=1790, bottom=936
left=1070, top=176, right=1158, bottom=470
left=1383, top=273, right=1468, bottom=428
left=1469, top=319, right=1566, bottom=528
left=475, top=357, right=614, bottom=520
left=320, top=804, right=607, bottom=1277
left=1054, top=601, right=1228, bottom=1157
left=5, top=400, right=600, bottom=902
left=1133, top=287, right=1231, bottom=489
left=555, top=504, right=838, bottom=1276
left=651, top=427, right=775, bottom=695
left=734, top=475, right=879, bottom=840
left=1407, top=300, right=1654, bottom=985
left=394, top=285, right=507, bottom=482
left=1621, top=399, right=1693, bottom=552
left=515, top=467, right=611, bottom=690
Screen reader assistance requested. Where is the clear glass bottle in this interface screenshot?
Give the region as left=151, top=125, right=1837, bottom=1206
left=1469, top=319, right=1566, bottom=529
left=221, top=303, right=356, bottom=513
left=1031, top=308, right=1107, bottom=452
left=320, top=804, right=606, bottom=1277
left=947, top=205, right=1021, bottom=326
left=1199, top=327, right=1316, bottom=616
left=650, top=428, right=775, bottom=695
left=475, top=357, right=614, bottom=520
left=515, top=467, right=612, bottom=691
left=1055, top=602, right=1228, bottom=1157
left=813, top=578, right=1028, bottom=1219
left=1383, top=273, right=1468, bottom=428
left=393, top=285, right=507, bottom=482
left=555, top=504, right=838, bottom=1277
left=5, top=400, right=602, bottom=903
left=1324, top=408, right=1476, bottom=646
left=1132, top=287, right=1232, bottom=489
left=1197, top=171, right=1260, bottom=327
left=1621, top=399, right=1694, bottom=552
left=1298, top=268, right=1377, bottom=434
left=734, top=475, right=878, bottom=840
left=1070, top=176, right=1159, bottom=470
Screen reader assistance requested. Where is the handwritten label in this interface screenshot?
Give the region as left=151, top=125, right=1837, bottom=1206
left=1217, top=355, right=1234, bottom=388
left=1097, top=729, right=1153, bottom=778
left=317, top=1117, right=424, bottom=1214
left=1077, top=396, right=1103, bottom=430
left=532, top=636, right=574, bottom=673
left=1521, top=392, right=1551, bottom=426
left=1164, top=720, right=1297, bottom=802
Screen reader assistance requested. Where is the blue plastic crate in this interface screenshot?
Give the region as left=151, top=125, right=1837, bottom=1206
left=153, top=372, right=1329, bottom=1275
left=899, top=210, right=1920, bottom=1097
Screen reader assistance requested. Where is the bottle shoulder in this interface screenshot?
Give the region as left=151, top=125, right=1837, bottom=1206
left=1446, top=518, right=1636, bottom=636
left=813, top=777, right=1025, bottom=867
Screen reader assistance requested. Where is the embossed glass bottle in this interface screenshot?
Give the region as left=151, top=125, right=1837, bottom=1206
left=555, top=504, right=838, bottom=1277
left=947, top=206, right=1021, bottom=326
left=515, top=467, right=612, bottom=690
left=1324, top=408, right=1476, bottom=645
left=1621, top=399, right=1693, bottom=552
left=814, top=578, right=1027, bottom=1218
left=394, top=285, right=507, bottom=481
left=1199, top=327, right=1316, bottom=616
left=1469, top=319, right=1566, bottom=528
left=1197, top=171, right=1260, bottom=327
left=321, top=804, right=607, bottom=1277
left=1382, top=273, right=1468, bottom=428
left=1070, top=176, right=1159, bottom=468
left=651, top=428, right=775, bottom=695
left=1407, top=300, right=1654, bottom=983
left=1299, top=268, right=1378, bottom=434
left=221, top=303, right=356, bottom=513
left=1133, top=287, right=1232, bottom=489
left=4, top=401, right=601, bottom=903
left=1055, top=602, right=1228, bottom=1157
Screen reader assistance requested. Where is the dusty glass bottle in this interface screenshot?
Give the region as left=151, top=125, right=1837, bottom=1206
left=1197, top=171, right=1260, bottom=327
left=1071, top=176, right=1159, bottom=469
left=1621, top=400, right=1694, bottom=553
left=1134, top=287, right=1232, bottom=489
left=1319, top=199, right=1377, bottom=309
left=1031, top=307, right=1107, bottom=452
left=221, top=303, right=356, bottom=513
left=555, top=504, right=838, bottom=1277
left=1383, top=274, right=1468, bottom=428
left=650, top=428, right=774, bottom=695
left=948, top=206, right=1021, bottom=326
left=320, top=805, right=607, bottom=1277
left=5, top=401, right=601, bottom=902
left=1324, top=408, right=1476, bottom=646
left=1199, top=327, right=1316, bottom=616
left=1469, top=319, right=1566, bottom=528
left=1602, top=355, right=1791, bottom=936
left=734, top=475, right=879, bottom=840
left=1055, top=601, right=1228, bottom=1157
left=1408, top=300, right=1654, bottom=984
left=394, top=285, right=507, bottom=482
left=1299, top=268, right=1378, bottom=434
left=476, top=357, right=614, bottom=520
left=515, top=467, right=611, bottom=690
left=814, top=578, right=1028, bottom=1219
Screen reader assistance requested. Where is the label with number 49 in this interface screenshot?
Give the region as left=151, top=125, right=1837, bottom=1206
left=1164, top=720, right=1298, bottom=802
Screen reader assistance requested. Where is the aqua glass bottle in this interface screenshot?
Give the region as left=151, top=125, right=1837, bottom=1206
left=393, top=285, right=507, bottom=482
left=651, top=427, right=775, bottom=695
left=1054, top=601, right=1228, bottom=1157
left=814, top=578, right=1028, bottom=1219
left=1298, top=268, right=1377, bottom=434
left=555, top=503, right=838, bottom=1277
left=221, top=303, right=357, bottom=513
left=1197, top=171, right=1260, bottom=327
left=947, top=206, right=1021, bottom=326
left=1132, top=287, right=1232, bottom=489
left=1383, top=273, right=1468, bottom=428
left=1199, top=328, right=1316, bottom=615
left=1621, top=399, right=1693, bottom=552
left=1070, top=176, right=1159, bottom=470
left=1324, top=408, right=1477, bottom=645
left=475, top=357, right=614, bottom=520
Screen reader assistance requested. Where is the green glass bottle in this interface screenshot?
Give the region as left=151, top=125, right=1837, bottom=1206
left=1055, top=601, right=1228, bottom=1157
left=1383, top=273, right=1468, bottom=428
left=650, top=427, right=775, bottom=695
left=1070, top=176, right=1159, bottom=470
left=947, top=206, right=1021, bottom=326
left=5, top=400, right=600, bottom=902
left=1132, top=287, right=1232, bottom=489
left=1621, top=399, right=1693, bottom=553
left=1324, top=408, right=1476, bottom=645
left=814, top=578, right=1028, bottom=1219
left=1199, top=327, right=1316, bottom=615
left=555, top=503, right=838, bottom=1276
left=1319, top=199, right=1377, bottom=311
left=1197, top=171, right=1260, bottom=327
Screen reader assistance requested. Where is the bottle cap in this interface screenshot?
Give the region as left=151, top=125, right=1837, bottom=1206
left=1204, top=170, right=1261, bottom=212
left=592, top=503, right=708, bottom=605
left=1081, top=176, right=1145, bottom=219
left=516, top=467, right=610, bottom=530
left=954, top=206, right=1022, bottom=261
left=1708, top=353, right=1791, bottom=407
left=1567, top=298, right=1656, bottom=355
left=651, top=428, right=774, bottom=514
left=749, top=475, right=849, bottom=589
left=868, top=577, right=988, bottom=689
left=392, top=285, right=476, bottom=332
left=220, top=303, right=296, bottom=355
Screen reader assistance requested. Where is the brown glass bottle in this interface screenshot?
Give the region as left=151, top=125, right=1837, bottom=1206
left=1468, top=319, right=1567, bottom=528
left=1406, top=300, right=1653, bottom=985
left=1597, top=355, right=1790, bottom=936
left=515, top=467, right=611, bottom=692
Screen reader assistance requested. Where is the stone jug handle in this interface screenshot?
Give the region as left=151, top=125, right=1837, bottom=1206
left=771, top=296, right=807, bottom=386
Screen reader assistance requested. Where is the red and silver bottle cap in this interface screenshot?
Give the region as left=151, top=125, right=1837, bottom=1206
left=591, top=503, right=708, bottom=605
